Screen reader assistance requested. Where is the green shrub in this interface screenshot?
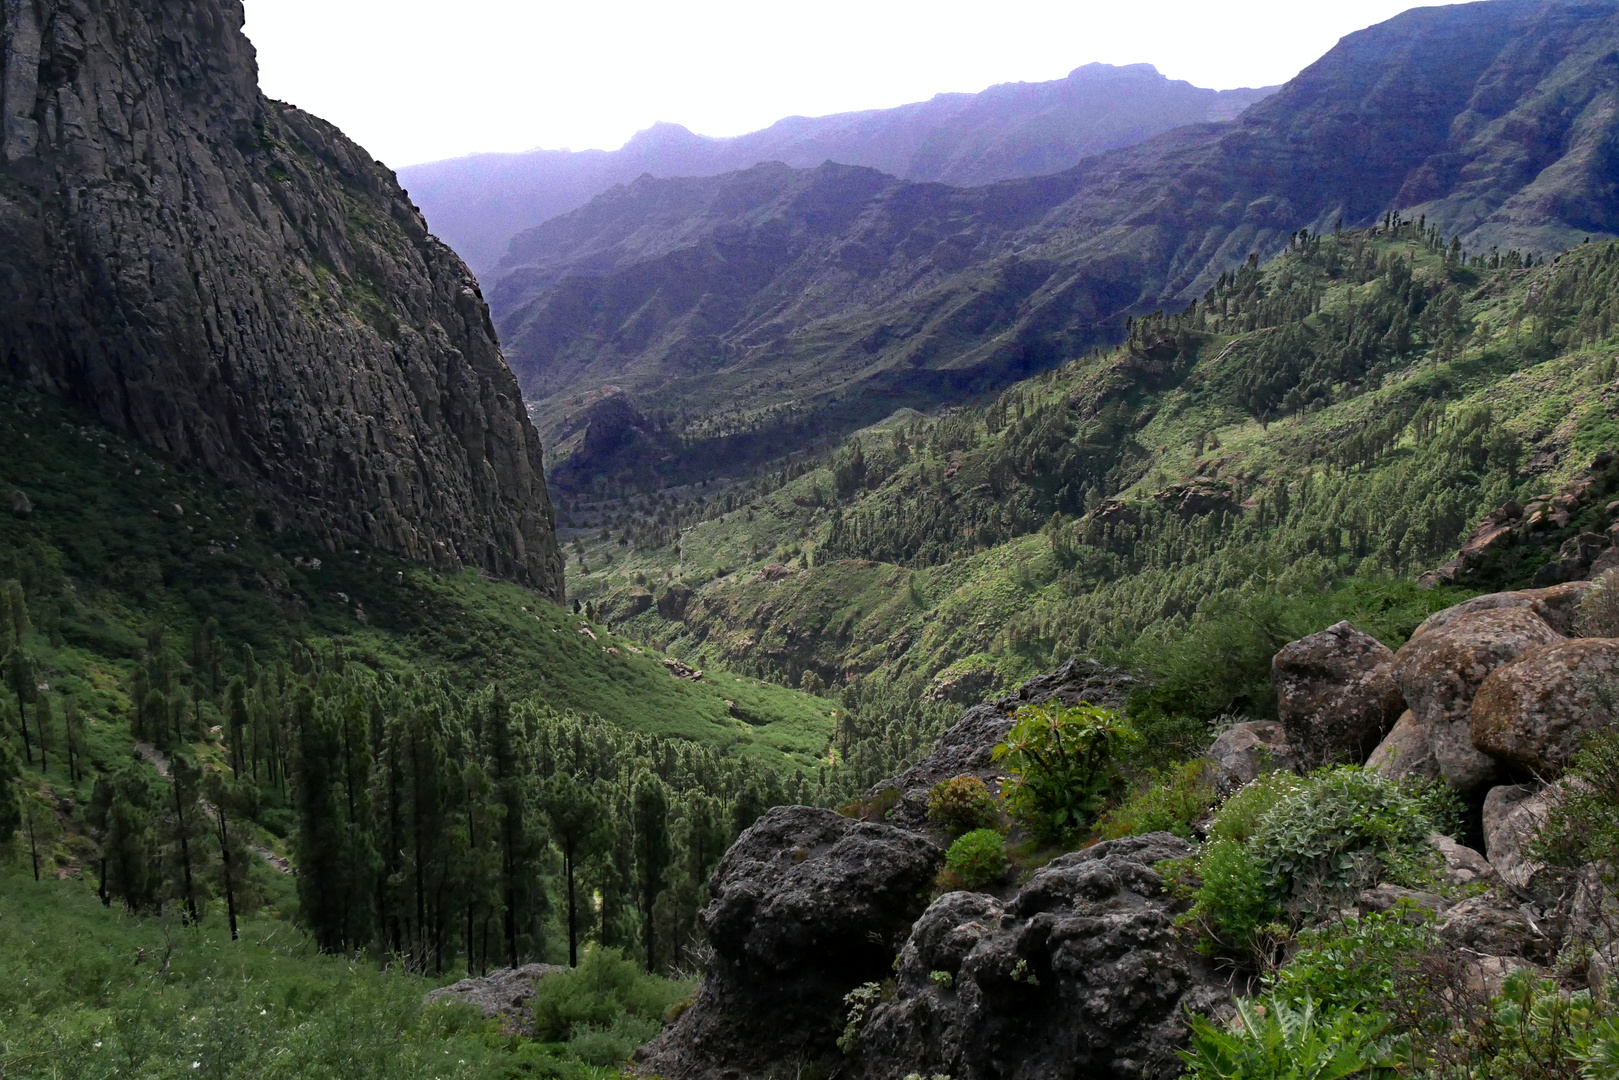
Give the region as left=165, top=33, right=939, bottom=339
left=1270, top=910, right=1438, bottom=1013
left=943, top=829, right=1008, bottom=890
left=1095, top=760, right=1217, bottom=840
left=1575, top=568, right=1619, bottom=638
left=530, top=946, right=691, bottom=1046
left=1535, top=728, right=1619, bottom=905
left=1181, top=996, right=1398, bottom=1080
left=926, top=775, right=1002, bottom=836
left=993, top=701, right=1138, bottom=840
left=1175, top=767, right=1456, bottom=955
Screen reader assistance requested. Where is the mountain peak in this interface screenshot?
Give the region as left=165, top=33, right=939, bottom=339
left=1067, top=61, right=1163, bottom=80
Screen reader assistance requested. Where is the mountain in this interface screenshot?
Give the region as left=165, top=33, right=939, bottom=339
left=396, top=65, right=1276, bottom=276
left=0, top=0, right=562, bottom=595
left=491, top=0, right=1619, bottom=491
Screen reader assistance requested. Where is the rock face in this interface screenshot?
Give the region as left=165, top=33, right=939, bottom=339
left=1366, top=710, right=1441, bottom=782
left=1409, top=582, right=1595, bottom=639
left=1272, top=621, right=1405, bottom=766
left=0, top=0, right=562, bottom=595
left=1204, top=720, right=1298, bottom=795
left=637, top=806, right=942, bottom=1080
left=1471, top=638, right=1619, bottom=777
left=1387, top=607, right=1562, bottom=794
left=1482, top=783, right=1557, bottom=894
left=424, top=963, right=565, bottom=1035
left=854, top=834, right=1228, bottom=1080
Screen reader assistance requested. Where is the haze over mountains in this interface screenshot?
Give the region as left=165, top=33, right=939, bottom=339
left=399, top=64, right=1276, bottom=277
left=487, top=0, right=1619, bottom=488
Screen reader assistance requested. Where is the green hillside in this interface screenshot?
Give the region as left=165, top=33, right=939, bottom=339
left=0, top=384, right=835, bottom=770
left=566, top=221, right=1619, bottom=774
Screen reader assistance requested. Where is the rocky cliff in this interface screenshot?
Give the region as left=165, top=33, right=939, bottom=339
left=493, top=0, right=1619, bottom=487
left=0, top=0, right=563, bottom=596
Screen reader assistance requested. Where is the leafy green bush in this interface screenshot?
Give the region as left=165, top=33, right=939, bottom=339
left=1535, top=728, right=1619, bottom=904
left=1095, top=760, right=1217, bottom=840
left=926, top=775, right=1002, bottom=836
left=1181, top=996, right=1398, bottom=1080
left=942, top=829, right=1008, bottom=890
left=993, top=701, right=1138, bottom=840
left=529, top=946, right=691, bottom=1045
left=1269, top=910, right=1437, bottom=1013
left=1173, top=768, right=1456, bottom=955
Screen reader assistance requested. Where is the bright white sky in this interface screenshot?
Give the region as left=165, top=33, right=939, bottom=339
left=243, top=0, right=1467, bottom=169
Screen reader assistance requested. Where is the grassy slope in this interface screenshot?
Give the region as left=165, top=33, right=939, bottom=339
left=567, top=229, right=1618, bottom=703
left=0, top=386, right=834, bottom=772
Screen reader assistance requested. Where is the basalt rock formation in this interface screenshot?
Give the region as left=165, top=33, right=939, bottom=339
left=0, top=0, right=563, bottom=595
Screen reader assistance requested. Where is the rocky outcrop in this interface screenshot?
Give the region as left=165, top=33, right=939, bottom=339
left=1386, top=607, right=1562, bottom=794
left=1471, top=638, right=1619, bottom=778
left=1366, top=709, right=1441, bottom=782
left=1408, top=581, right=1594, bottom=639
left=0, top=0, right=562, bottom=595
left=1272, top=621, right=1404, bottom=766
left=637, top=806, right=942, bottom=1080
left=1421, top=452, right=1619, bottom=590
left=854, top=834, right=1229, bottom=1080
left=1482, top=783, right=1558, bottom=895
left=1204, top=720, right=1297, bottom=795
left=424, top=963, right=565, bottom=1034
left=876, top=657, right=1137, bottom=830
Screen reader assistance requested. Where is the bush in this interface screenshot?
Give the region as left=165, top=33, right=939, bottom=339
left=1095, top=760, right=1217, bottom=840
left=530, top=946, right=692, bottom=1046
left=942, top=829, right=1008, bottom=890
left=1575, top=568, right=1619, bottom=638
left=1535, top=728, right=1619, bottom=913
left=926, top=775, right=1002, bottom=836
left=1181, top=996, right=1399, bottom=1080
left=1270, top=910, right=1438, bottom=1013
left=1174, top=767, right=1456, bottom=956
left=993, top=701, right=1138, bottom=840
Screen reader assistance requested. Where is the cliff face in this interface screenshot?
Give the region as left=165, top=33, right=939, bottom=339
left=0, top=0, right=563, bottom=597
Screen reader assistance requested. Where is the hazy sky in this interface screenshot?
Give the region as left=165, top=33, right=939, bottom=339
left=243, top=0, right=1467, bottom=169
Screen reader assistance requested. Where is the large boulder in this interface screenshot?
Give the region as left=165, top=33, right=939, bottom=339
left=1471, top=638, right=1619, bottom=777
left=1366, top=709, right=1441, bottom=782
left=1409, top=582, right=1594, bottom=640
left=853, top=834, right=1229, bottom=1080
left=1389, top=607, right=1562, bottom=794
left=1272, top=621, right=1405, bottom=766
left=637, top=806, right=942, bottom=1080
left=1204, top=720, right=1299, bottom=795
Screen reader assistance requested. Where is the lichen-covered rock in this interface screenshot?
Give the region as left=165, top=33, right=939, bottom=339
left=1437, top=895, right=1559, bottom=966
left=424, top=963, right=565, bottom=1035
left=1366, top=709, right=1441, bottom=781
left=1482, top=783, right=1557, bottom=894
left=1204, top=720, right=1298, bottom=795
left=636, top=806, right=942, bottom=1080
left=853, top=834, right=1229, bottom=1080
left=1390, top=607, right=1562, bottom=793
left=1471, top=638, right=1619, bottom=777
left=0, top=0, right=563, bottom=594
left=1409, top=582, right=1594, bottom=639
left=1430, top=833, right=1496, bottom=887
left=1272, top=621, right=1404, bottom=766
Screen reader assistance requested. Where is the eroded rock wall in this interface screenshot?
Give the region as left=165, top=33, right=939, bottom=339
left=0, top=0, right=563, bottom=595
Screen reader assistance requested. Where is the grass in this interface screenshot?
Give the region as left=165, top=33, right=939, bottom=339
left=0, top=869, right=685, bottom=1079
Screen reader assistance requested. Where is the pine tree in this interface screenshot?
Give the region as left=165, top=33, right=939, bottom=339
left=202, top=769, right=257, bottom=941
left=5, top=647, right=35, bottom=765
left=631, top=770, right=672, bottom=972
left=0, top=735, right=20, bottom=848
left=163, top=750, right=210, bottom=925
left=90, top=765, right=157, bottom=911
left=540, top=771, right=606, bottom=967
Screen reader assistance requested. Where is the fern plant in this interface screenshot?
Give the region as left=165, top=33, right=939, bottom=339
left=1181, top=997, right=1398, bottom=1080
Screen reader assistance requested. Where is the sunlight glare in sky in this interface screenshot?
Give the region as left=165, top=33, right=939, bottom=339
left=243, top=0, right=1468, bottom=168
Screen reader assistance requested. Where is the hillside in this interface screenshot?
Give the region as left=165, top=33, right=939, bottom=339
left=562, top=221, right=1619, bottom=778
left=397, top=64, right=1274, bottom=276
left=495, top=0, right=1619, bottom=490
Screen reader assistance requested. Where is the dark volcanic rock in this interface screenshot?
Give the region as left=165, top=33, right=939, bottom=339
left=1272, top=621, right=1405, bottom=766
left=1204, top=720, right=1298, bottom=795
left=0, top=0, right=562, bottom=595
left=637, top=806, right=942, bottom=1080
left=855, top=834, right=1229, bottom=1080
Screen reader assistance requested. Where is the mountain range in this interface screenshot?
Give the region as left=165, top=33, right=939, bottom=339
left=397, top=64, right=1275, bottom=277
left=488, top=0, right=1619, bottom=490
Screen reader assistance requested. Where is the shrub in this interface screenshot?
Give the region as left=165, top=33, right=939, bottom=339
left=1535, top=728, right=1619, bottom=921
left=1181, top=996, right=1399, bottom=1080
left=1175, top=768, right=1456, bottom=956
left=1269, top=910, right=1438, bottom=1013
left=530, top=946, right=691, bottom=1045
left=926, top=775, right=1002, bottom=836
left=993, top=701, right=1138, bottom=840
left=943, top=829, right=1008, bottom=890
left=1095, top=760, right=1217, bottom=840
left=1575, top=568, right=1619, bottom=638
